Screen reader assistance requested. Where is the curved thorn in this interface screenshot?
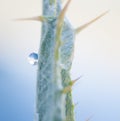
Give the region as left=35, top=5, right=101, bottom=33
left=55, top=0, right=71, bottom=60
left=57, top=0, right=71, bottom=29
left=13, top=16, right=45, bottom=22
left=75, top=11, right=109, bottom=34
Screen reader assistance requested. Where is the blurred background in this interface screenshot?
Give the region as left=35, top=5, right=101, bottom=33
left=0, top=0, right=120, bottom=121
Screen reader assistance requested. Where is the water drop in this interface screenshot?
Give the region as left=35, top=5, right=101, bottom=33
left=28, top=52, right=38, bottom=65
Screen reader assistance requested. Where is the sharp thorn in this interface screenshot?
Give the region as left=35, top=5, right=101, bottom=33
left=56, top=0, right=71, bottom=50
left=72, top=75, right=83, bottom=85
left=57, top=0, right=71, bottom=28
left=13, top=16, right=45, bottom=22
left=75, top=10, right=109, bottom=34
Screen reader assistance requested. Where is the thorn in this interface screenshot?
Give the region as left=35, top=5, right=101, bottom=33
left=13, top=16, right=45, bottom=22
left=57, top=0, right=71, bottom=29
left=62, top=85, right=72, bottom=93
left=72, top=75, right=83, bottom=85
left=61, top=75, right=82, bottom=93
left=62, top=75, right=83, bottom=94
left=75, top=10, right=109, bottom=34
left=55, top=0, right=71, bottom=60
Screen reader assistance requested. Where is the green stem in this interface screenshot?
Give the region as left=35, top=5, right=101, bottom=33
left=36, top=0, right=75, bottom=121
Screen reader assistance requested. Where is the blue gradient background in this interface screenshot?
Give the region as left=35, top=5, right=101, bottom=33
left=0, top=0, right=120, bottom=121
